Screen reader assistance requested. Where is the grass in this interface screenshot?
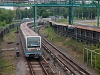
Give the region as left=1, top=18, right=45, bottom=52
left=1, top=57, right=16, bottom=75
left=3, top=28, right=17, bottom=42
left=0, top=22, right=19, bottom=29
left=1, top=28, right=17, bottom=75
left=83, top=22, right=97, bottom=26
left=56, top=19, right=68, bottom=24
left=65, top=39, right=84, bottom=51
left=6, top=22, right=20, bottom=26
left=55, top=19, right=98, bottom=26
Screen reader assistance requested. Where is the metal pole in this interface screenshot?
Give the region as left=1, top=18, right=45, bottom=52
left=20, top=7, right=21, bottom=21
left=97, top=7, right=99, bottom=27
left=95, top=52, right=96, bottom=68
left=83, top=47, right=84, bottom=62
left=68, top=7, right=72, bottom=24
left=97, top=1, right=100, bottom=27
left=72, top=0, right=74, bottom=25
left=34, top=6, right=37, bottom=32
left=87, top=49, right=88, bottom=63
left=0, top=46, right=1, bottom=75
left=76, top=28, right=77, bottom=41
left=91, top=51, right=93, bottom=66
left=72, top=7, right=74, bottom=25
left=68, top=0, right=73, bottom=25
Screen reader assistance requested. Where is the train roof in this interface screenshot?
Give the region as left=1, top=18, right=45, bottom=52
left=20, top=22, right=39, bottom=37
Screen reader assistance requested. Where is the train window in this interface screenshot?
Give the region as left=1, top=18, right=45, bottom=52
left=27, top=37, right=40, bottom=48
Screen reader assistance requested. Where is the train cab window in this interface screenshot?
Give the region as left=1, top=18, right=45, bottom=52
left=27, top=37, right=40, bottom=48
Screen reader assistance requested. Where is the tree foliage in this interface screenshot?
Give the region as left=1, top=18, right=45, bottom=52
left=15, top=7, right=96, bottom=20
left=74, top=7, right=96, bottom=19
left=15, top=7, right=69, bottom=19
left=0, top=8, right=15, bottom=27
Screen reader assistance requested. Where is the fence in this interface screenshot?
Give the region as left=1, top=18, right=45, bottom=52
left=83, top=47, right=100, bottom=71
left=0, top=45, right=1, bottom=75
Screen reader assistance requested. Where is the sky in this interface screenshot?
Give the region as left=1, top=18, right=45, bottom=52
left=0, top=6, right=13, bottom=10
left=0, top=6, right=30, bottom=10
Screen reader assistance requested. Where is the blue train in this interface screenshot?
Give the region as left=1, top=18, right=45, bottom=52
left=20, top=22, right=42, bottom=58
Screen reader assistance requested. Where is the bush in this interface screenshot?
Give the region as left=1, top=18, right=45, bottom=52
left=0, top=20, right=6, bottom=27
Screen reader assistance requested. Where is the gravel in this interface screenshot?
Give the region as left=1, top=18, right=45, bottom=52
left=14, top=58, right=27, bottom=75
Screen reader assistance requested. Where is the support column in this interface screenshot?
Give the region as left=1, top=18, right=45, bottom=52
left=68, top=0, right=74, bottom=25
left=69, top=7, right=72, bottom=24
left=97, top=6, right=100, bottom=27
left=72, top=7, right=74, bottom=25
left=33, top=6, right=37, bottom=32
left=94, top=0, right=100, bottom=26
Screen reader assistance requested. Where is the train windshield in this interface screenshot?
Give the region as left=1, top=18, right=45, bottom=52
left=27, top=37, right=40, bottom=48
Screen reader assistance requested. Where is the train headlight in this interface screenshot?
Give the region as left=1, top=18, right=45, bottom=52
left=36, top=48, right=40, bottom=50
left=28, top=49, right=30, bottom=51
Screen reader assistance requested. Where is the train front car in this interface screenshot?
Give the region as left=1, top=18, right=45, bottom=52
left=26, top=36, right=42, bottom=58
left=20, top=22, right=42, bottom=58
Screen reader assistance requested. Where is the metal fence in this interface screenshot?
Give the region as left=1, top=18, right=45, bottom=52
left=83, top=47, right=100, bottom=71
left=0, top=45, right=1, bottom=75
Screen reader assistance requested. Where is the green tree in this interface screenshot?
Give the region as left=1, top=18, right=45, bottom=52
left=0, top=8, right=15, bottom=27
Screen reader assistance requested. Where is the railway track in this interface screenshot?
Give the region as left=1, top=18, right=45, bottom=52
left=38, top=28, right=91, bottom=75
left=27, top=56, right=56, bottom=75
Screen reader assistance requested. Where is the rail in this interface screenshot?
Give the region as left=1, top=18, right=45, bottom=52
left=38, top=26, right=91, bottom=75
left=27, top=57, right=56, bottom=75
left=41, top=37, right=91, bottom=75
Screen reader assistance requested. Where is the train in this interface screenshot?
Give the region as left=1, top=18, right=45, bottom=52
left=20, top=21, right=42, bottom=58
